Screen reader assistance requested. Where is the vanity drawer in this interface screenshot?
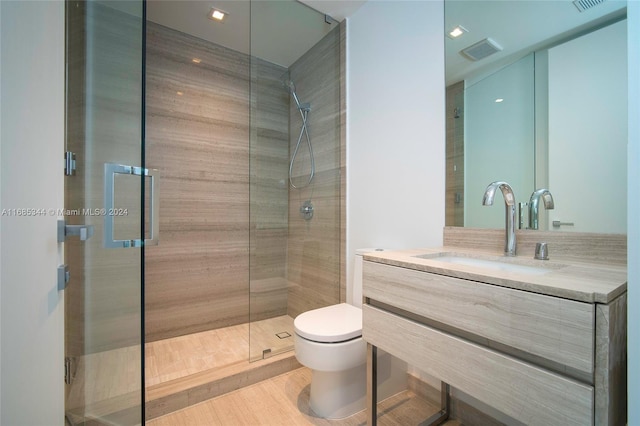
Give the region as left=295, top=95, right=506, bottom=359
left=363, top=261, right=594, bottom=379
left=363, top=304, right=594, bottom=426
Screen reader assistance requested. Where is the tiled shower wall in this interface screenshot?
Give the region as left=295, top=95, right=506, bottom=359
left=145, top=22, right=344, bottom=342
left=145, top=23, right=253, bottom=341
left=286, top=26, right=344, bottom=318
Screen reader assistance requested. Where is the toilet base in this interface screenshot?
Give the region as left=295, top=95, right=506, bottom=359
left=309, top=363, right=366, bottom=419
left=308, top=350, right=407, bottom=419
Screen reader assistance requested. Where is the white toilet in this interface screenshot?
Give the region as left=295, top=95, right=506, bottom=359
left=294, top=249, right=406, bottom=419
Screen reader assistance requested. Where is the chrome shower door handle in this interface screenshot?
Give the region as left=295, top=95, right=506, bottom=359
left=104, top=163, right=160, bottom=248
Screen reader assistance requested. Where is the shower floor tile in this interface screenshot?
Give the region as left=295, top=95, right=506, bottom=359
left=249, top=315, right=296, bottom=361
left=145, top=315, right=295, bottom=387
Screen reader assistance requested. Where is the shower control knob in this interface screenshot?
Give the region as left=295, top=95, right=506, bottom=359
left=300, top=200, right=314, bottom=221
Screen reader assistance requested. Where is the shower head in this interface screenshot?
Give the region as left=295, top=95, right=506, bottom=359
left=282, top=78, right=302, bottom=110
left=283, top=78, right=296, bottom=94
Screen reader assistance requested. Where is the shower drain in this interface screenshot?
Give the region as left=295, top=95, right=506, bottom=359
left=276, top=331, right=291, bottom=339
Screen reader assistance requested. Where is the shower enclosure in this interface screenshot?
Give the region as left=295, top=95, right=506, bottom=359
left=64, top=0, right=344, bottom=423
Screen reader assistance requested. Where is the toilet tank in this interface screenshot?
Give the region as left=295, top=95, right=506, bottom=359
left=351, top=248, right=385, bottom=308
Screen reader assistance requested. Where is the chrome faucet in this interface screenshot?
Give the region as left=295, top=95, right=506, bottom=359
left=482, top=181, right=517, bottom=256
left=528, top=189, right=554, bottom=230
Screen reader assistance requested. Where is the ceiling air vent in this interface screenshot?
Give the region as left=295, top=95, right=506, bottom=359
left=460, top=38, right=503, bottom=61
left=573, top=0, right=607, bottom=12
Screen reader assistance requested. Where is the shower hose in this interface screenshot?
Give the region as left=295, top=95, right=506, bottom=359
left=289, top=106, right=315, bottom=189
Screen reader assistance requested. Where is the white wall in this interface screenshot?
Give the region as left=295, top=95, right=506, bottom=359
left=627, top=1, right=639, bottom=423
left=0, top=1, right=65, bottom=424
left=346, top=0, right=445, bottom=301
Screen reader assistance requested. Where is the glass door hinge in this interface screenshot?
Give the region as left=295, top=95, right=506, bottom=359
left=57, top=264, right=70, bottom=291
left=64, top=357, right=75, bottom=385
left=65, top=151, right=77, bottom=176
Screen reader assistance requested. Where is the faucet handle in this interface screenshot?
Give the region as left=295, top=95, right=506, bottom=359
left=534, top=242, right=549, bottom=260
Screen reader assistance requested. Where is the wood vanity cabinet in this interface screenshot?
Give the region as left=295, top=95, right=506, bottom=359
left=363, top=260, right=627, bottom=426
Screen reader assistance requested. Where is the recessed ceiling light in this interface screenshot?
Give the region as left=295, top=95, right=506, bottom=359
left=208, top=8, right=226, bottom=21
left=447, top=25, right=468, bottom=39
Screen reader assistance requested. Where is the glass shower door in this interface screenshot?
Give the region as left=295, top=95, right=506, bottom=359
left=248, top=0, right=342, bottom=362
left=64, top=0, right=146, bottom=424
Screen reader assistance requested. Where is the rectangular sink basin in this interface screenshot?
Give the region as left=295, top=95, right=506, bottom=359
left=414, top=253, right=553, bottom=276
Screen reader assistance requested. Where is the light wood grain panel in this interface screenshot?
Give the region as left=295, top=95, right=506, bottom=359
left=363, top=305, right=594, bottom=426
left=365, top=247, right=627, bottom=304
left=594, top=293, right=627, bottom=426
left=364, top=261, right=594, bottom=378
left=444, top=227, right=627, bottom=266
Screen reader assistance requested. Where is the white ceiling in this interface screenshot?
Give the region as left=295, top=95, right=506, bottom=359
left=146, top=0, right=627, bottom=82
left=445, top=0, right=627, bottom=86
left=297, top=0, right=367, bottom=21
left=147, top=0, right=365, bottom=68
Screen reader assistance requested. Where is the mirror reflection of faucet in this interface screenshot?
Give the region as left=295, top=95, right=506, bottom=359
left=528, top=189, right=554, bottom=230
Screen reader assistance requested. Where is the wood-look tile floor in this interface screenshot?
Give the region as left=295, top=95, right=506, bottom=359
left=146, top=316, right=295, bottom=387
left=147, top=367, right=462, bottom=426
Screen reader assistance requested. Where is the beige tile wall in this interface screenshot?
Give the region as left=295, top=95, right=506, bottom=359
left=446, top=82, right=465, bottom=227
left=145, top=23, right=252, bottom=342
left=145, top=21, right=345, bottom=341
left=286, top=26, right=344, bottom=318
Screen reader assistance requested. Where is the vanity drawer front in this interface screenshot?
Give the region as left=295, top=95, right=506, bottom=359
left=363, top=305, right=594, bottom=426
left=363, top=261, right=594, bottom=378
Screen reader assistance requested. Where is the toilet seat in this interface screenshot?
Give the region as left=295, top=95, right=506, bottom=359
left=294, top=303, right=362, bottom=343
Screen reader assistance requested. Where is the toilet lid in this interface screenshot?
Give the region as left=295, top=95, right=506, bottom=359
left=294, top=303, right=362, bottom=343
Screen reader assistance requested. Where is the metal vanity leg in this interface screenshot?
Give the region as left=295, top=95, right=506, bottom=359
left=367, top=343, right=377, bottom=426
left=367, top=341, right=448, bottom=426
left=423, top=381, right=450, bottom=425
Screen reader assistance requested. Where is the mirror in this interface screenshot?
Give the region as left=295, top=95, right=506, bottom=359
left=445, top=0, right=627, bottom=234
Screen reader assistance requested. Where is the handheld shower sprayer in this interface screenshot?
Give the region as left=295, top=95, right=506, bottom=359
left=282, top=77, right=314, bottom=189
left=283, top=79, right=302, bottom=111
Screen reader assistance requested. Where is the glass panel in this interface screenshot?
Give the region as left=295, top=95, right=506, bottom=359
left=65, top=0, right=144, bottom=424
left=143, top=0, right=252, bottom=388
left=249, top=1, right=342, bottom=361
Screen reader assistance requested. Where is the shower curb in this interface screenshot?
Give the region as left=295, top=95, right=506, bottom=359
left=145, top=351, right=301, bottom=420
